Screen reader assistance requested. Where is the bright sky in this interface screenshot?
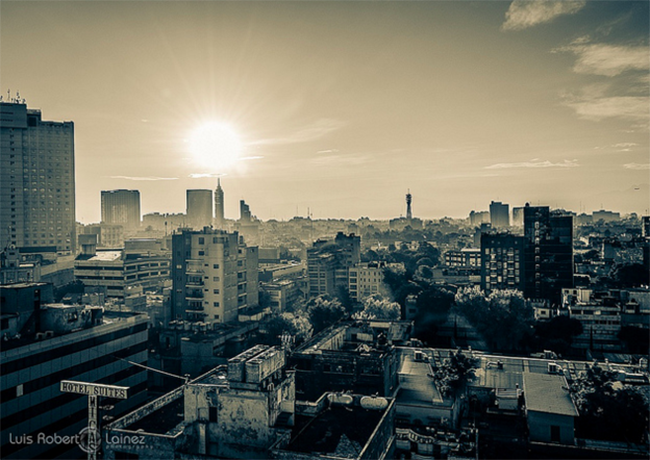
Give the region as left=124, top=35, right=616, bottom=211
left=2, top=1, right=648, bottom=223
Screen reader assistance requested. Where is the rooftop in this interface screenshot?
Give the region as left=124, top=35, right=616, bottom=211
left=523, top=373, right=578, bottom=417
left=286, top=405, right=386, bottom=457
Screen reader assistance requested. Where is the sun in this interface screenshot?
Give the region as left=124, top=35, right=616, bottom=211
left=188, top=121, right=242, bottom=172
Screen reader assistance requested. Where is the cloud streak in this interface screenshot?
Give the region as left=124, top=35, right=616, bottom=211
left=502, top=1, right=586, bottom=31
left=556, top=43, right=649, bottom=77
left=249, top=118, right=345, bottom=146
left=623, top=163, right=650, bottom=170
left=564, top=95, right=649, bottom=122
left=485, top=159, right=579, bottom=170
left=110, top=176, right=178, bottom=181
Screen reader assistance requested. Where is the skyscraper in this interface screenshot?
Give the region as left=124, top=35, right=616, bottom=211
left=489, top=201, right=510, bottom=228
left=186, top=189, right=213, bottom=230
left=0, top=101, right=75, bottom=252
left=523, top=204, right=573, bottom=304
left=101, top=189, right=141, bottom=230
left=214, top=178, right=225, bottom=229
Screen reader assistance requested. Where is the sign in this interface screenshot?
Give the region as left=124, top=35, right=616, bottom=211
left=60, top=381, right=128, bottom=399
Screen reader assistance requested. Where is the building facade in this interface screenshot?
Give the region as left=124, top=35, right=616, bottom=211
left=186, top=189, right=213, bottom=230
left=523, top=205, right=574, bottom=304
left=480, top=233, right=525, bottom=292
left=101, top=189, right=141, bottom=230
left=0, top=101, right=75, bottom=252
left=0, top=283, right=148, bottom=460
left=489, top=201, right=510, bottom=229
left=171, top=229, right=258, bottom=324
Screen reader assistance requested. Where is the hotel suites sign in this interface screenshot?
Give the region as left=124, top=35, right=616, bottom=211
left=60, top=381, right=129, bottom=399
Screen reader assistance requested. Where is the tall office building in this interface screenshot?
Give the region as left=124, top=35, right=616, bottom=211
left=0, top=101, right=76, bottom=252
left=101, top=189, right=141, bottom=230
left=0, top=282, right=148, bottom=459
left=171, top=228, right=258, bottom=324
left=512, top=206, right=525, bottom=227
left=240, top=200, right=252, bottom=222
left=480, top=233, right=525, bottom=292
left=523, top=205, right=573, bottom=304
left=489, top=201, right=510, bottom=228
left=186, top=189, right=213, bottom=230
left=214, top=178, right=225, bottom=229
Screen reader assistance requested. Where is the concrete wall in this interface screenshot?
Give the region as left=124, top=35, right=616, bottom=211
left=527, top=411, right=574, bottom=445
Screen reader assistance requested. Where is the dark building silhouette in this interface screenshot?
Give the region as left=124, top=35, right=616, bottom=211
left=101, top=189, right=141, bottom=230
left=480, top=232, right=525, bottom=292
left=406, top=190, right=413, bottom=220
left=523, top=205, right=573, bottom=305
left=0, top=101, right=76, bottom=252
left=186, top=189, right=213, bottom=230
left=490, top=201, right=510, bottom=228
left=240, top=199, right=252, bottom=222
left=214, top=178, right=225, bottom=229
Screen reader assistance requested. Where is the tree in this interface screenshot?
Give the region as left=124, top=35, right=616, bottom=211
left=533, top=316, right=583, bottom=356
left=354, top=294, right=401, bottom=320
left=434, top=349, right=478, bottom=397
left=454, top=287, right=533, bottom=352
left=413, top=286, right=455, bottom=345
left=610, top=263, right=649, bottom=288
left=306, top=296, right=346, bottom=333
left=264, top=312, right=312, bottom=344
left=570, top=364, right=649, bottom=443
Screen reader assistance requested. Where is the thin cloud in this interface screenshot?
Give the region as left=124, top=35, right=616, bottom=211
left=502, top=0, right=586, bottom=31
left=249, top=118, right=345, bottom=146
left=189, top=173, right=225, bottom=178
left=485, top=159, right=579, bottom=170
left=564, top=96, right=649, bottom=122
left=239, top=156, right=264, bottom=161
left=623, top=163, right=650, bottom=170
left=110, top=176, right=177, bottom=181
left=316, top=149, right=340, bottom=154
left=555, top=43, right=649, bottom=77
left=614, top=143, right=638, bottom=148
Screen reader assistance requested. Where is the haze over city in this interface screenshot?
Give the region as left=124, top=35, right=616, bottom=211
left=1, top=0, right=648, bottom=222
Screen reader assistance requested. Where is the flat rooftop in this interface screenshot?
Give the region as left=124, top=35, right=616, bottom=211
left=397, top=354, right=444, bottom=404
left=523, top=373, right=578, bottom=417
left=286, top=405, right=385, bottom=457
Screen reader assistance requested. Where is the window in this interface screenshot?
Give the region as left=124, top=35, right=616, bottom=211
left=550, top=425, right=561, bottom=442
left=209, top=407, right=217, bottom=422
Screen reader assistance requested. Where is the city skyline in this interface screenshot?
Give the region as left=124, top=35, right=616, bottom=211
left=1, top=1, right=648, bottom=223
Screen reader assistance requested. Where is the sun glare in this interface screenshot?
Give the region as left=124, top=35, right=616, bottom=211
left=189, top=121, right=242, bottom=172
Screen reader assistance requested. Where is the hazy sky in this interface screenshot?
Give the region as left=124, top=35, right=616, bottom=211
left=2, top=1, right=648, bottom=223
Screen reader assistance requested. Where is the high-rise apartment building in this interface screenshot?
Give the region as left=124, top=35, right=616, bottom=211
left=186, top=189, right=213, bottom=230
left=307, top=232, right=361, bottom=297
left=171, top=229, right=258, bottom=324
left=0, top=101, right=76, bottom=252
left=101, top=189, right=141, bottom=230
left=523, top=205, right=574, bottom=304
left=480, top=233, right=525, bottom=292
left=489, top=201, right=510, bottom=228
left=214, top=178, right=225, bottom=229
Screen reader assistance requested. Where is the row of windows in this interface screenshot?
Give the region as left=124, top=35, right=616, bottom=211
left=0, top=322, right=147, bottom=376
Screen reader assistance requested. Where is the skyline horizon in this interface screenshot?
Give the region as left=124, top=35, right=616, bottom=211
left=2, top=1, right=648, bottom=223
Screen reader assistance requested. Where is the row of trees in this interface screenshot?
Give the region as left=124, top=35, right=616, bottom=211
left=262, top=293, right=401, bottom=346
